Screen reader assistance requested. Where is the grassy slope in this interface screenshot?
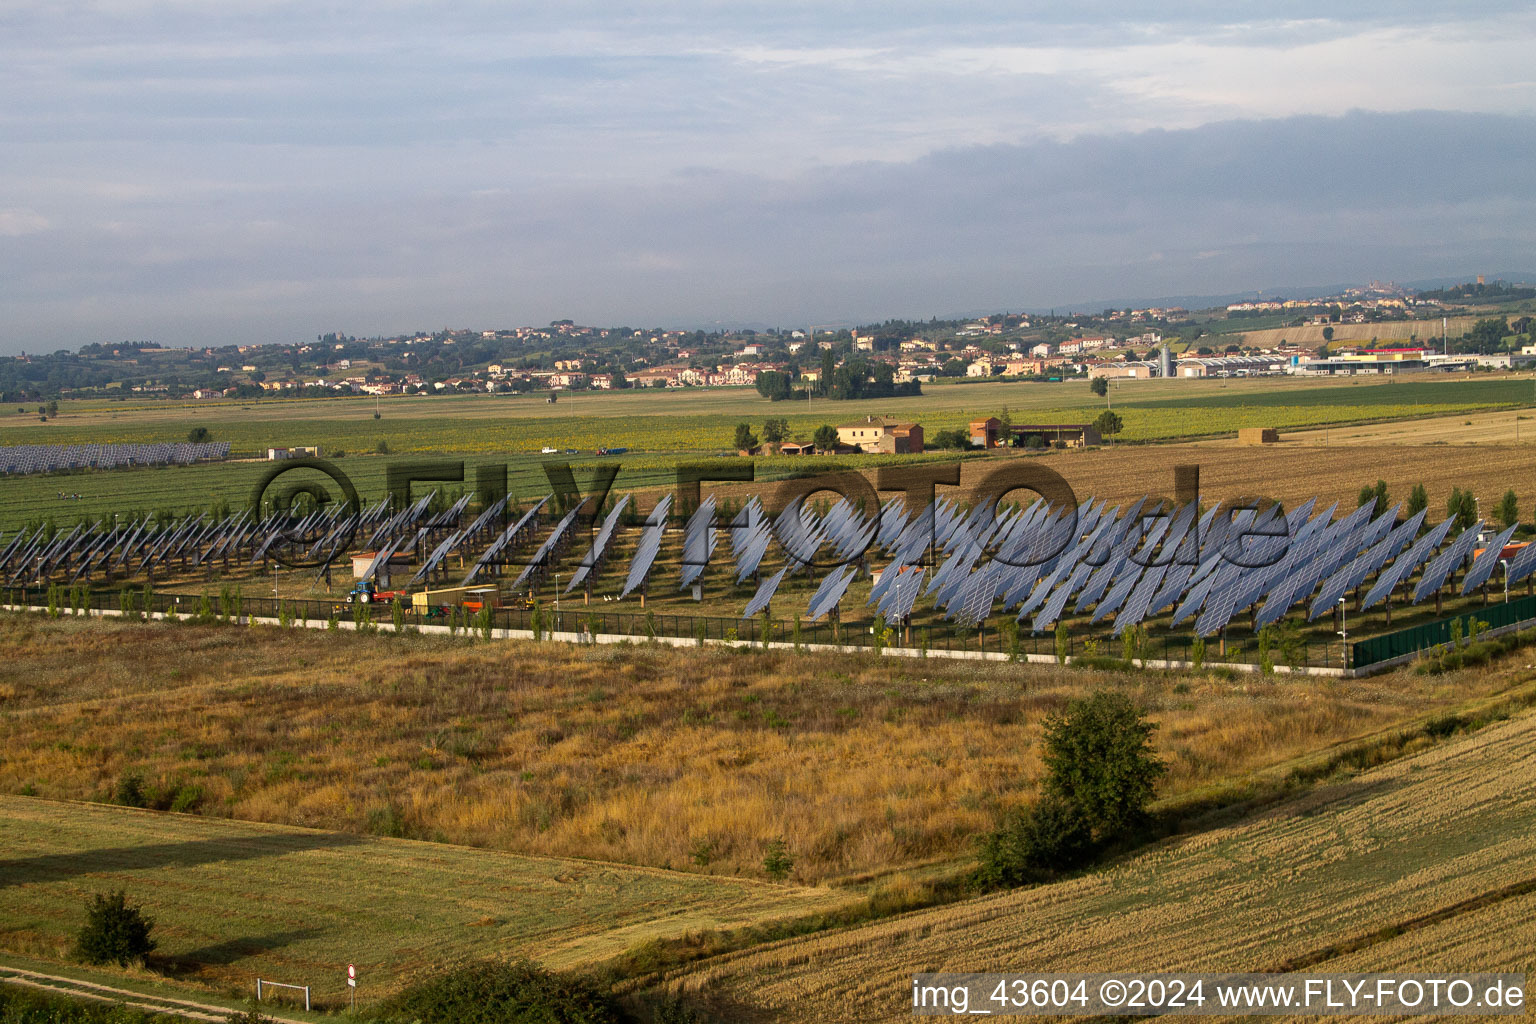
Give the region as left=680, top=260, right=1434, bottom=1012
left=0, top=795, right=851, bottom=1007
left=0, top=614, right=1528, bottom=885
left=658, top=708, right=1536, bottom=1023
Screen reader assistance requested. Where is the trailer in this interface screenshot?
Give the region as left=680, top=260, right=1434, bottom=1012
left=411, top=586, right=479, bottom=613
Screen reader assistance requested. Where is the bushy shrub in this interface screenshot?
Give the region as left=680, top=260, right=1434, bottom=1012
left=1041, top=691, right=1166, bottom=841
left=114, top=772, right=148, bottom=808
left=761, top=838, right=793, bottom=880
left=76, top=890, right=156, bottom=966
left=974, top=795, right=1095, bottom=888
left=368, top=960, right=623, bottom=1024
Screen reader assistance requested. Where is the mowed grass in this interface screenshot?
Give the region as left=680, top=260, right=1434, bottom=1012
left=0, top=795, right=853, bottom=1005
left=0, top=615, right=1528, bottom=887
left=658, top=708, right=1536, bottom=1023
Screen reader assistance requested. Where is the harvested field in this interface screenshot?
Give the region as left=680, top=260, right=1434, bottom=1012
left=1232, top=319, right=1477, bottom=348
left=1276, top=407, right=1536, bottom=446
left=658, top=710, right=1536, bottom=1023
left=0, top=796, right=851, bottom=1005
left=783, top=441, right=1536, bottom=515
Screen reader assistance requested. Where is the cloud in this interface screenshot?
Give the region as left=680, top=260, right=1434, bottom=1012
left=0, top=4, right=1533, bottom=349
left=0, top=208, right=49, bottom=236
left=1, top=110, right=1532, bottom=349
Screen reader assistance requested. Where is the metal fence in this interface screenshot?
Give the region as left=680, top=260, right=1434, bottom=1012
left=1351, top=593, right=1536, bottom=670
left=5, top=584, right=1344, bottom=669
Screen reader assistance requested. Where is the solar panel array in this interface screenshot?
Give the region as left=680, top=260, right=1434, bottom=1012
left=10, top=482, right=1525, bottom=641
left=0, top=442, right=229, bottom=474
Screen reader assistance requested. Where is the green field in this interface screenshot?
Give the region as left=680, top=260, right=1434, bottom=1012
left=0, top=796, right=854, bottom=1008
left=1, top=375, right=1530, bottom=534
left=2, top=376, right=1529, bottom=457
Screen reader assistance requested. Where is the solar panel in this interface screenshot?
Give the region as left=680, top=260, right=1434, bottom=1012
left=1361, top=516, right=1455, bottom=610
left=1413, top=521, right=1485, bottom=603
left=566, top=495, right=631, bottom=593
left=1460, top=523, right=1521, bottom=595
left=1074, top=551, right=1130, bottom=613
left=511, top=506, right=581, bottom=591
left=619, top=495, right=672, bottom=598
left=407, top=530, right=465, bottom=586
left=773, top=497, right=830, bottom=569
left=1145, top=562, right=1193, bottom=616
left=1114, top=563, right=1169, bottom=627
left=1030, top=559, right=1094, bottom=631
left=741, top=566, right=789, bottom=618
left=876, top=565, right=926, bottom=621
left=950, top=563, right=1001, bottom=626
left=806, top=564, right=859, bottom=621
left=459, top=496, right=550, bottom=586
left=1500, top=538, right=1536, bottom=586
left=679, top=496, right=718, bottom=588
left=730, top=497, right=764, bottom=560
left=1089, top=562, right=1144, bottom=624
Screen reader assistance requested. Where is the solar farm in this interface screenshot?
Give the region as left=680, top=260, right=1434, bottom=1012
left=1, top=464, right=1529, bottom=672
left=0, top=442, right=230, bottom=475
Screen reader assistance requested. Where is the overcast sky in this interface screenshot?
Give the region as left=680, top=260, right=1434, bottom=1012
left=2, top=2, right=1534, bottom=352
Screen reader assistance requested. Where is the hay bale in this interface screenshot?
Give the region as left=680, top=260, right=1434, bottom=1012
left=1239, top=427, right=1279, bottom=445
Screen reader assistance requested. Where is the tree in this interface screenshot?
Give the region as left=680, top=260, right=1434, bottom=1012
left=761, top=417, right=789, bottom=444
left=732, top=422, right=758, bottom=451
left=76, top=890, right=156, bottom=966
left=1040, top=690, right=1165, bottom=839
left=812, top=424, right=838, bottom=452
left=754, top=370, right=792, bottom=401
left=1447, top=487, right=1477, bottom=532
left=998, top=406, right=1012, bottom=434
left=1498, top=488, right=1520, bottom=530
left=818, top=347, right=835, bottom=395
left=1357, top=479, right=1388, bottom=511
left=1407, top=483, right=1428, bottom=519
left=1091, top=410, right=1123, bottom=440
left=187, top=426, right=211, bottom=443
left=46, top=399, right=59, bottom=417
left=975, top=794, right=1095, bottom=888
left=930, top=428, right=970, bottom=450
left=1322, top=326, right=1334, bottom=342
left=1469, top=317, right=1510, bottom=353
left=1089, top=378, right=1108, bottom=397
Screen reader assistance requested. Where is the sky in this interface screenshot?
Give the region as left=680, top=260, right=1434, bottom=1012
left=2, top=2, right=1535, bottom=353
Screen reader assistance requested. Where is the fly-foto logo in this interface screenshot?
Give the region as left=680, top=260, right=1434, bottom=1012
left=250, top=456, right=1290, bottom=575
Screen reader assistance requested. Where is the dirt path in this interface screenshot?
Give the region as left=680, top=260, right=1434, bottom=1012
left=0, top=964, right=311, bottom=1024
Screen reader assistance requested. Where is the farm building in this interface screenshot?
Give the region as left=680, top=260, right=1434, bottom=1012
left=969, top=418, right=1102, bottom=448
left=1087, top=361, right=1159, bottom=380
left=835, top=416, right=924, bottom=454
left=267, top=446, right=322, bottom=460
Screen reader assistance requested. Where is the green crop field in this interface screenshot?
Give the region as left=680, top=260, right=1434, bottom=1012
left=0, top=796, right=854, bottom=1007
left=0, top=375, right=1528, bottom=456
left=0, top=375, right=1529, bottom=534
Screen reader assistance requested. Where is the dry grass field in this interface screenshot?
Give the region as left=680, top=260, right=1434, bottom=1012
left=0, top=795, right=852, bottom=1006
left=655, top=708, right=1536, bottom=1022
left=0, top=614, right=1529, bottom=888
